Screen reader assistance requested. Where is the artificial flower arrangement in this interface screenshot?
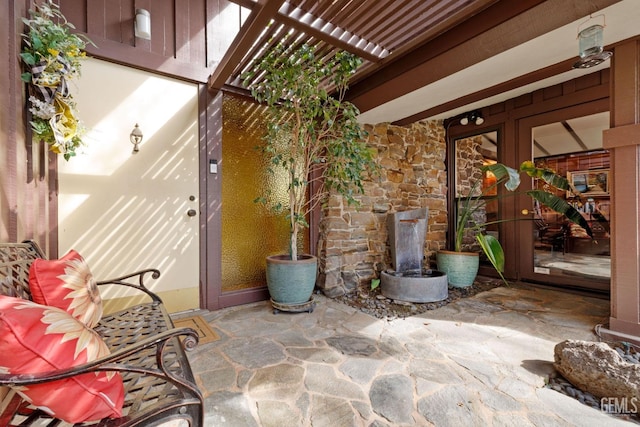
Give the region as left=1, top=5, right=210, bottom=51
left=20, top=0, right=93, bottom=160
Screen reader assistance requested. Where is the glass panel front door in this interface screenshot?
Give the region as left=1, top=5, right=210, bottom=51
left=528, top=111, right=611, bottom=291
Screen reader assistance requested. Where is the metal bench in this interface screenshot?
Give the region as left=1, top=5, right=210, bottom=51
left=0, top=241, right=203, bottom=426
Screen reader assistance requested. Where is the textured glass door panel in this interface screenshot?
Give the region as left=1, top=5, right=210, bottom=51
left=222, top=96, right=303, bottom=292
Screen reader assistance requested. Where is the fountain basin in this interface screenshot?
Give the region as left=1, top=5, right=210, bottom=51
left=380, top=269, right=448, bottom=303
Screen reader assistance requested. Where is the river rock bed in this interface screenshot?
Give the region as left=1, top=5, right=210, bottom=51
left=333, top=277, right=503, bottom=320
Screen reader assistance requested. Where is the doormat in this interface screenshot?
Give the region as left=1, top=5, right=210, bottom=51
left=172, top=315, right=220, bottom=344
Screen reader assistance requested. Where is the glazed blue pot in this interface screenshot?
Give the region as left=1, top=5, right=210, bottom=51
left=436, top=250, right=479, bottom=288
left=266, top=254, right=317, bottom=304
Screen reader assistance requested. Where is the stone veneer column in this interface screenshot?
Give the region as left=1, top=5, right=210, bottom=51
left=603, top=39, right=640, bottom=339
left=316, top=121, right=448, bottom=297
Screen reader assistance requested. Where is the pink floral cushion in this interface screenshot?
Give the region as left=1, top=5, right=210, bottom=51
left=29, top=249, right=103, bottom=328
left=0, top=296, right=124, bottom=423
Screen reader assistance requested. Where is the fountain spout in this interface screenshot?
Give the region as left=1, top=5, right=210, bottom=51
left=381, top=208, right=448, bottom=303
left=388, top=208, right=428, bottom=273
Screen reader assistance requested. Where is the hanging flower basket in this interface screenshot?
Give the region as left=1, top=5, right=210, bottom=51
left=20, top=0, right=93, bottom=160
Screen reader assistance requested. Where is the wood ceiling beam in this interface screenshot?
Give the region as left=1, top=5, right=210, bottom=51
left=207, top=0, right=286, bottom=91
left=562, top=120, right=590, bottom=151
left=347, top=0, right=546, bottom=107
left=348, top=0, right=619, bottom=116
left=534, top=140, right=551, bottom=156
left=392, top=57, right=577, bottom=126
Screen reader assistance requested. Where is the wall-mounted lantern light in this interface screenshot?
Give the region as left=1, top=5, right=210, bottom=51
left=130, top=123, right=143, bottom=154
left=135, top=9, right=151, bottom=40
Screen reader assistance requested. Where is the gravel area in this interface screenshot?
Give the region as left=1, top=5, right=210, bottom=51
left=333, top=276, right=503, bottom=320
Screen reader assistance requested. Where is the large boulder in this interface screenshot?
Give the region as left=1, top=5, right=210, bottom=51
left=554, top=340, right=640, bottom=400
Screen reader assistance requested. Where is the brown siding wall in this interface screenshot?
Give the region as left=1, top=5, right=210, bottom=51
left=1, top=0, right=57, bottom=255
left=59, top=0, right=242, bottom=83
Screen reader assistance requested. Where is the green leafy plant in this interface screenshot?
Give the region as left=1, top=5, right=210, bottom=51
left=243, top=43, right=378, bottom=261
left=457, top=160, right=593, bottom=283
left=21, top=0, right=93, bottom=160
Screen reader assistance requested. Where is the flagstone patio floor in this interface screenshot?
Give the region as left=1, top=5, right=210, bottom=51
left=184, top=283, right=634, bottom=426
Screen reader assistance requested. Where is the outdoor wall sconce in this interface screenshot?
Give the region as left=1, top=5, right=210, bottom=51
left=573, top=15, right=612, bottom=69
left=130, top=123, right=143, bottom=154
left=459, top=110, right=484, bottom=126
left=135, top=9, right=151, bottom=40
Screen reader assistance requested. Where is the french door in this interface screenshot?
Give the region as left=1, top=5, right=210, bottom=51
left=517, top=103, right=611, bottom=292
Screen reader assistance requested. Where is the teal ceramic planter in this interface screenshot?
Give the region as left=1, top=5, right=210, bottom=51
left=266, top=254, right=317, bottom=304
left=436, top=250, right=479, bottom=288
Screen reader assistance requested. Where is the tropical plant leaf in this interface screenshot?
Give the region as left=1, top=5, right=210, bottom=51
left=476, top=233, right=504, bottom=273
left=483, top=163, right=520, bottom=191
left=527, top=190, right=592, bottom=236
left=520, top=161, right=570, bottom=190
left=476, top=233, right=509, bottom=285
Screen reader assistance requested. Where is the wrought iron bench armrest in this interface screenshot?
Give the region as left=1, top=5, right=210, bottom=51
left=97, top=269, right=162, bottom=303
left=0, top=327, right=199, bottom=388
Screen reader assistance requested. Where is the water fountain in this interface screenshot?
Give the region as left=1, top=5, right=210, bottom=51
left=380, top=208, right=448, bottom=303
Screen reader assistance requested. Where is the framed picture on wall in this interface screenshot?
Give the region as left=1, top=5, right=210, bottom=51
left=567, top=169, right=609, bottom=197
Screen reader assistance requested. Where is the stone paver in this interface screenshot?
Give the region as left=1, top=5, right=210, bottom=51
left=187, top=284, right=634, bottom=426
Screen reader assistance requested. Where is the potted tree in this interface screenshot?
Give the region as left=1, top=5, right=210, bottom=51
left=243, top=43, right=377, bottom=309
left=437, top=161, right=593, bottom=287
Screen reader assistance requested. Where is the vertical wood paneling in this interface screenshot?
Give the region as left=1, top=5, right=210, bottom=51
left=60, top=0, right=228, bottom=81
left=148, top=0, right=174, bottom=57
left=61, top=0, right=87, bottom=33
left=175, top=0, right=190, bottom=61
left=0, top=0, right=21, bottom=242
left=85, top=0, right=106, bottom=39
left=188, top=0, right=207, bottom=66
left=121, top=0, right=135, bottom=45
left=104, top=1, right=130, bottom=43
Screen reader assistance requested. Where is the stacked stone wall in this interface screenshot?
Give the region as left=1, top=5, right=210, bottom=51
left=317, top=120, right=447, bottom=297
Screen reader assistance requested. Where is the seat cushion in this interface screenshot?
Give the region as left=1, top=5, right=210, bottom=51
left=0, top=296, right=124, bottom=423
left=29, top=249, right=103, bottom=328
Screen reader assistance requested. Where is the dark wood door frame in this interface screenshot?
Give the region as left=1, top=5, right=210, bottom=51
left=444, top=70, right=610, bottom=285
left=516, top=98, right=610, bottom=291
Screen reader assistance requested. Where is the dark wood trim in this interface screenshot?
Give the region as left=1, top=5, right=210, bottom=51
left=2, top=0, right=22, bottom=242
left=198, top=83, right=208, bottom=309
left=47, top=151, right=58, bottom=258
left=516, top=98, right=610, bottom=291
left=218, top=287, right=270, bottom=308
left=393, top=57, right=578, bottom=126
left=606, top=39, right=640, bottom=335
left=84, top=36, right=212, bottom=83
left=202, top=90, right=223, bottom=310
left=445, top=70, right=610, bottom=282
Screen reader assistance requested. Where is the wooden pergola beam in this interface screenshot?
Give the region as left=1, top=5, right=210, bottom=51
left=207, top=0, right=286, bottom=91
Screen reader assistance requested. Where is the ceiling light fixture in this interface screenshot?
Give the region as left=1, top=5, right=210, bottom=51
left=460, top=110, right=484, bottom=126
left=572, top=15, right=612, bottom=69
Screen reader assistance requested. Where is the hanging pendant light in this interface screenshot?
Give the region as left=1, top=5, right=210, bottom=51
left=573, top=15, right=612, bottom=69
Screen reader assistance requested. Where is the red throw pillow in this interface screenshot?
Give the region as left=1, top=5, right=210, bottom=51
left=29, top=249, right=103, bottom=328
left=0, top=296, right=124, bottom=423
